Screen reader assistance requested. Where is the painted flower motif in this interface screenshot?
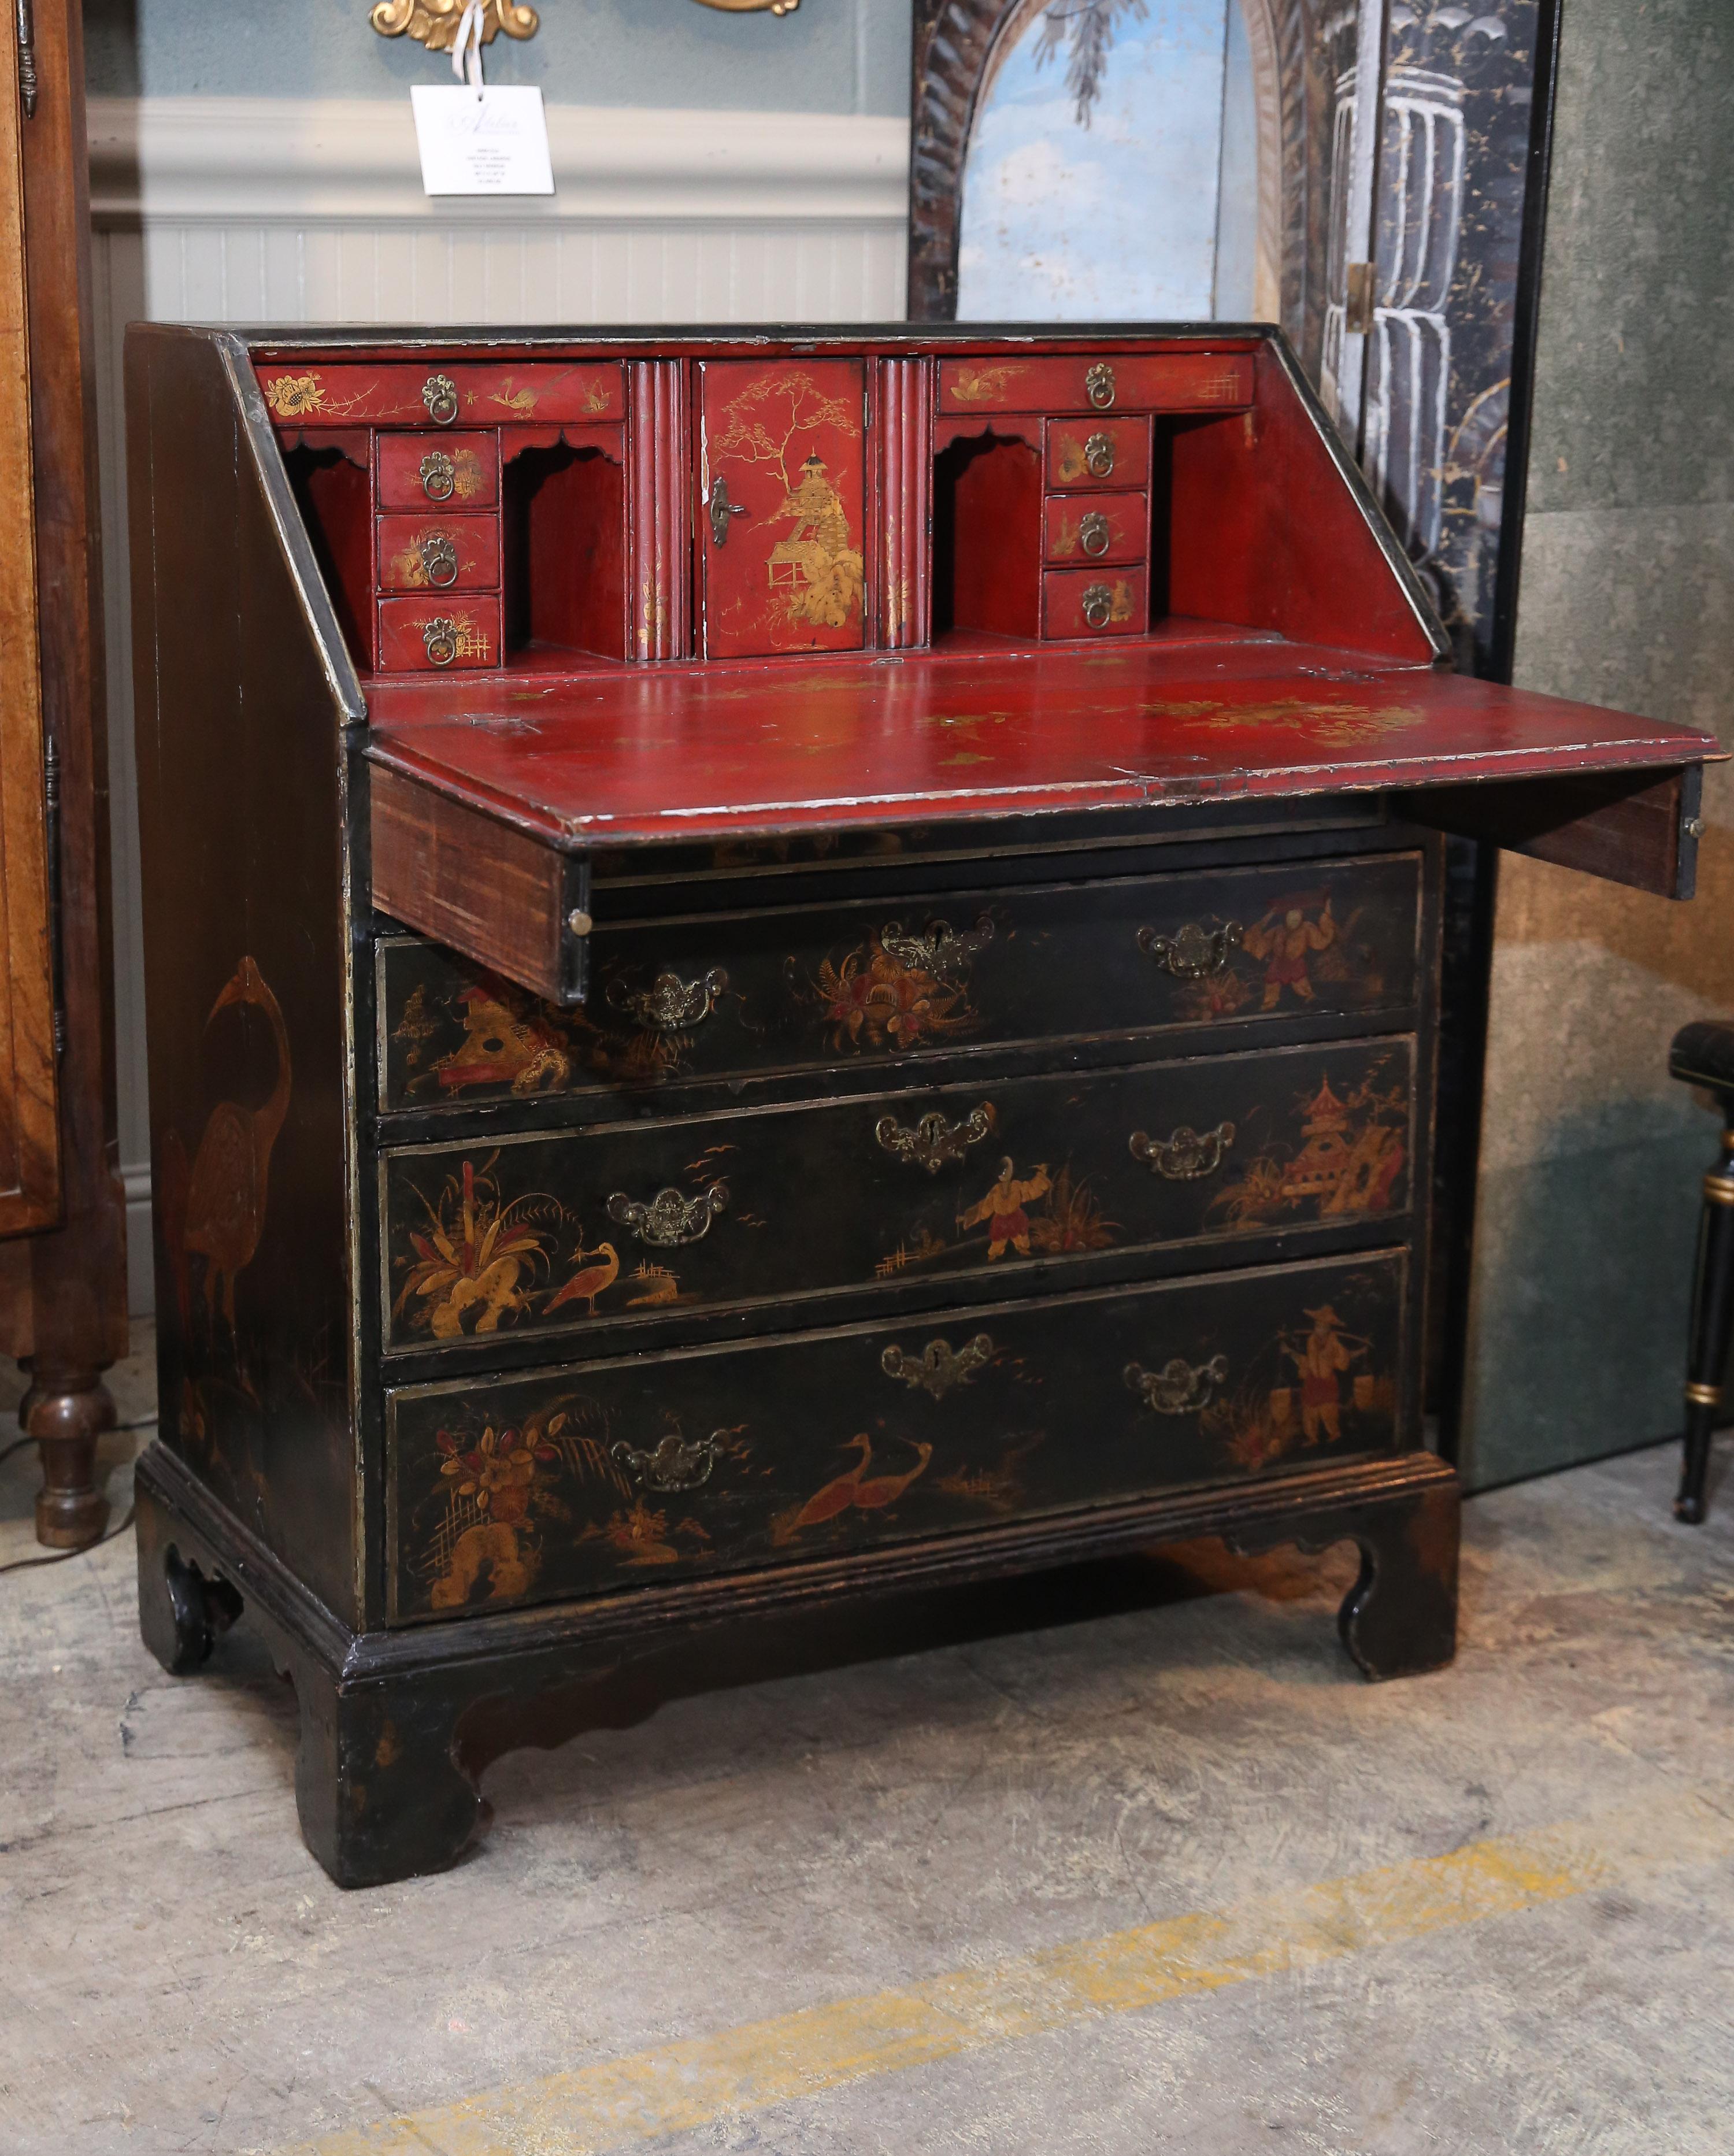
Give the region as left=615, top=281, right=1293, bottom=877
left=263, top=372, right=326, bottom=417
left=813, top=940, right=972, bottom=1051
left=436, top=1423, right=556, bottom=1527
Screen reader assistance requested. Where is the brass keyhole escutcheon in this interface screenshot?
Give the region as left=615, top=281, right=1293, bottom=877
left=423, top=617, right=459, bottom=667
left=1085, top=361, right=1116, bottom=409
left=1084, top=432, right=1116, bottom=479
left=1081, top=583, right=1114, bottom=629
left=419, top=450, right=456, bottom=502
left=420, top=534, right=460, bottom=588
left=421, top=372, right=459, bottom=425
left=1080, top=511, right=1111, bottom=558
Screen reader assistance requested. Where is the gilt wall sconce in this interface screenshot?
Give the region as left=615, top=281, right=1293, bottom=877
left=370, top=1, right=800, bottom=47
left=370, top=1, right=539, bottom=53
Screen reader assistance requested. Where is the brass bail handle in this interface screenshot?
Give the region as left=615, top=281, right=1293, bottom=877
left=1085, top=361, right=1117, bottom=409
left=1081, top=583, right=1114, bottom=629
left=1084, top=432, right=1116, bottom=479
left=423, top=617, right=459, bottom=667
left=1080, top=511, right=1111, bottom=558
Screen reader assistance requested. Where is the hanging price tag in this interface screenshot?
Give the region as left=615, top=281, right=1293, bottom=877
left=410, top=85, right=554, bottom=197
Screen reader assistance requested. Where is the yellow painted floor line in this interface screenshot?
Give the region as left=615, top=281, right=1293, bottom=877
left=282, top=1780, right=1734, bottom=2156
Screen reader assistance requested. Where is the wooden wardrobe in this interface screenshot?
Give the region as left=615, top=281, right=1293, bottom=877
left=0, top=0, right=129, bottom=1543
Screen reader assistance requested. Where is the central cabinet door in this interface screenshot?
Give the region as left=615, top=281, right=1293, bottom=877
left=696, top=358, right=866, bottom=658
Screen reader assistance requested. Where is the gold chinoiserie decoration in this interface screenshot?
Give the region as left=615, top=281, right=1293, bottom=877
left=370, top=1, right=539, bottom=51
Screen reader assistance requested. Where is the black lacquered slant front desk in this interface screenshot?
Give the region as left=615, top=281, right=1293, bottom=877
left=124, top=323, right=1721, bottom=1884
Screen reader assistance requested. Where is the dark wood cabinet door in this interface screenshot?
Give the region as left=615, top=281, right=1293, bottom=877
left=0, top=24, right=61, bottom=1236
left=696, top=358, right=866, bottom=659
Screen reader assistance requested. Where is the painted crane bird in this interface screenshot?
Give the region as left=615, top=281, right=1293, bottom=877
left=160, top=957, right=292, bottom=1342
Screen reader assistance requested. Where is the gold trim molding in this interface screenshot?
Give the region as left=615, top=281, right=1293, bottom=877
left=691, top=1, right=802, bottom=14
left=370, top=1, right=539, bottom=53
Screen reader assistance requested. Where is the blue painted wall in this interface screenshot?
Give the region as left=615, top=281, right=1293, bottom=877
left=83, top=0, right=912, bottom=112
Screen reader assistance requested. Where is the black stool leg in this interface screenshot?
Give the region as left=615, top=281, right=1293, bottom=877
left=1677, top=1116, right=1734, bottom=1523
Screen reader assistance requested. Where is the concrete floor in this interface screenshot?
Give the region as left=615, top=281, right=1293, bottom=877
left=1, top=1326, right=1731, bottom=2155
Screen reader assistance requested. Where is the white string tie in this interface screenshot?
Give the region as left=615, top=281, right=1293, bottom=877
left=452, top=0, right=486, bottom=94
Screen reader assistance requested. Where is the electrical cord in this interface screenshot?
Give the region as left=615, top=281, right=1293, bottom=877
left=0, top=1505, right=136, bottom=1575
left=0, top=1413, right=159, bottom=1576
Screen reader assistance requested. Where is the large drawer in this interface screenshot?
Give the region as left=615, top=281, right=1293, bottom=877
left=376, top=853, right=1424, bottom=1109
left=380, top=1038, right=1415, bottom=1353
left=386, top=1249, right=1409, bottom=1621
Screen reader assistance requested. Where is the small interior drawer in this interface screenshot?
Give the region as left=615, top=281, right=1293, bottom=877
left=376, top=513, right=500, bottom=594
left=1043, top=491, right=1148, bottom=566
left=1045, top=416, right=1150, bottom=490
left=376, top=594, right=502, bottom=672
left=258, top=359, right=625, bottom=428
left=377, top=432, right=499, bottom=513
left=1042, top=565, right=1148, bottom=639
left=937, top=351, right=1254, bottom=416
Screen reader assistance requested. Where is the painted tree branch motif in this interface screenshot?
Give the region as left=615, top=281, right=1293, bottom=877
left=1035, top=0, right=1149, bottom=128
left=712, top=371, right=865, bottom=631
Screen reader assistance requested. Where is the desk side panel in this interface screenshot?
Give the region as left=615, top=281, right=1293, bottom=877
left=127, top=325, right=360, bottom=1625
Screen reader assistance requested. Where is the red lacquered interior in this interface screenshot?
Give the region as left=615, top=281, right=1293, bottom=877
left=260, top=330, right=1444, bottom=685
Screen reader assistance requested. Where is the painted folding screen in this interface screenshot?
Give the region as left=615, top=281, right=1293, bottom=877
left=907, top=0, right=1545, bottom=677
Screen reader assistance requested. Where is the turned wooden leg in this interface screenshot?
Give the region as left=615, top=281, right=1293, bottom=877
left=1335, top=1477, right=1460, bottom=1680
left=287, top=1656, right=490, bottom=1890
left=1676, top=1122, right=1734, bottom=1524
left=27, top=1364, right=116, bottom=1548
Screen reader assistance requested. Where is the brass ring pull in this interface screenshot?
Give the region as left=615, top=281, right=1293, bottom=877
left=875, top=1103, right=995, bottom=1175
left=607, top=968, right=728, bottom=1030
left=1080, top=512, right=1111, bottom=558
left=1138, top=921, right=1243, bottom=979
left=422, top=617, right=459, bottom=668
left=607, top=1181, right=728, bottom=1247
left=420, top=534, right=460, bottom=588
left=881, top=1333, right=994, bottom=1400
left=1084, top=431, right=1116, bottom=478
left=1129, top=1121, right=1236, bottom=1180
left=1085, top=361, right=1116, bottom=409
left=612, top=1429, right=720, bottom=1492
left=421, top=372, right=459, bottom=425
left=708, top=473, right=749, bottom=546
left=419, top=449, right=457, bottom=502
left=1081, top=583, right=1115, bottom=629
left=1124, top=1354, right=1227, bottom=1416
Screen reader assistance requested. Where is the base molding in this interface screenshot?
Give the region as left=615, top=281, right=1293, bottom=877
left=136, top=1442, right=1460, bottom=1887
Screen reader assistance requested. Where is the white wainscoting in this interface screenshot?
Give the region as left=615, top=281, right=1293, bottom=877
left=87, top=95, right=911, bottom=1311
